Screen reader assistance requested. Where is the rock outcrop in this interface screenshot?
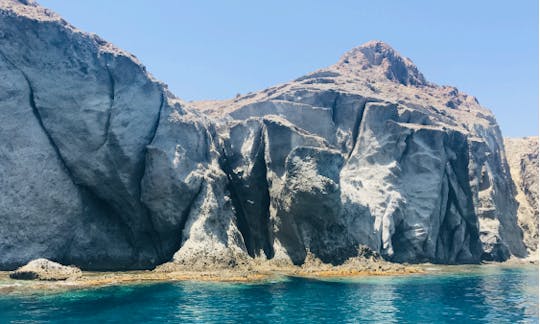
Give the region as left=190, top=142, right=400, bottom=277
left=0, top=0, right=532, bottom=270
left=504, top=137, right=539, bottom=256
left=9, top=259, right=82, bottom=280
left=192, top=40, right=527, bottom=264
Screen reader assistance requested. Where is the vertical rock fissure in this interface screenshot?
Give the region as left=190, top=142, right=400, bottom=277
left=398, top=133, right=413, bottom=165
left=441, top=168, right=480, bottom=263
left=175, top=182, right=204, bottom=253
left=138, top=91, right=167, bottom=262
left=434, top=171, right=449, bottom=262
left=218, top=147, right=254, bottom=256
left=330, top=92, right=339, bottom=125
left=347, top=99, right=369, bottom=159
left=217, top=127, right=274, bottom=259
left=443, top=179, right=464, bottom=263
left=0, top=49, right=75, bottom=182
left=453, top=138, right=483, bottom=262
left=147, top=91, right=165, bottom=146
left=24, top=75, right=78, bottom=182
left=253, top=128, right=274, bottom=258
left=96, top=64, right=115, bottom=150
left=105, top=65, right=115, bottom=102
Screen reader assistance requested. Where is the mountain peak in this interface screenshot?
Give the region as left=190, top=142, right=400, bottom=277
left=335, top=40, right=427, bottom=86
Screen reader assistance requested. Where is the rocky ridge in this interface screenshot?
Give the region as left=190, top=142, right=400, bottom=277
left=0, top=0, right=533, bottom=271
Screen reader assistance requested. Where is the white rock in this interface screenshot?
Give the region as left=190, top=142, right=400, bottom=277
left=9, top=258, right=82, bottom=281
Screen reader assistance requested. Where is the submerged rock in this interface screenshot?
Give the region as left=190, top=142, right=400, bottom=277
left=0, top=0, right=534, bottom=270
left=9, top=259, right=82, bottom=280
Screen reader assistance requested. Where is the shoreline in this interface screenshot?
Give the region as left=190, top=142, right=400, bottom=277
left=0, top=258, right=537, bottom=295
left=0, top=264, right=425, bottom=292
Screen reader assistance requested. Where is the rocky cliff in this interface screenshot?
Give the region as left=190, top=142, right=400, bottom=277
left=0, top=0, right=532, bottom=270
left=504, top=137, right=538, bottom=256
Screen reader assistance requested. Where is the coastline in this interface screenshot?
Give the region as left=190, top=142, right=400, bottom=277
left=1, top=258, right=537, bottom=295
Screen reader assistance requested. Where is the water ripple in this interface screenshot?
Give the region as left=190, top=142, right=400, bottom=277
left=0, top=265, right=537, bottom=323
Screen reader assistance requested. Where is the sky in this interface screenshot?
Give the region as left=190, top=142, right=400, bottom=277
left=38, top=0, right=538, bottom=137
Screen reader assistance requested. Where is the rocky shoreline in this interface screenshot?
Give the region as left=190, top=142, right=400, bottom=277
left=1, top=258, right=537, bottom=296
left=0, top=257, right=424, bottom=294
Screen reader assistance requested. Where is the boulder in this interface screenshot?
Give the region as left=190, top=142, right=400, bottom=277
left=9, top=259, right=82, bottom=280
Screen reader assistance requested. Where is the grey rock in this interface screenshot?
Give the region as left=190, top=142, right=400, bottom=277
left=0, top=0, right=168, bottom=269
left=141, top=103, right=249, bottom=269
left=0, top=1, right=531, bottom=270
left=194, top=40, right=527, bottom=264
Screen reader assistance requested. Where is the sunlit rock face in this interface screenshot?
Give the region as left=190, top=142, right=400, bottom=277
left=504, top=137, right=539, bottom=257
left=0, top=0, right=529, bottom=270
left=195, top=40, right=527, bottom=264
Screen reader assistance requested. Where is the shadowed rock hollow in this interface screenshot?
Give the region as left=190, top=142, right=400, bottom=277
left=0, top=0, right=533, bottom=270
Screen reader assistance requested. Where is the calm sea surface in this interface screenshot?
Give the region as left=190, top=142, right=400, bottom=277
left=0, top=265, right=537, bottom=323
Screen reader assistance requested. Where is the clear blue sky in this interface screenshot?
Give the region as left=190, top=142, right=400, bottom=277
left=39, top=0, right=538, bottom=137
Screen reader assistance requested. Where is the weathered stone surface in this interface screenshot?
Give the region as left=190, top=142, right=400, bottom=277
left=0, top=0, right=532, bottom=270
left=0, top=0, right=177, bottom=269
left=9, top=259, right=82, bottom=280
left=504, top=137, right=539, bottom=256
left=194, top=41, right=527, bottom=264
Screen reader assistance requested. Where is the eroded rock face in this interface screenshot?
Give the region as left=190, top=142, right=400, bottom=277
left=504, top=137, right=539, bottom=256
left=0, top=0, right=245, bottom=269
left=0, top=0, right=531, bottom=270
left=194, top=41, right=527, bottom=264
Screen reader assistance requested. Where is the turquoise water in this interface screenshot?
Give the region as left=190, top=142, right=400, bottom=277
left=0, top=266, right=537, bottom=323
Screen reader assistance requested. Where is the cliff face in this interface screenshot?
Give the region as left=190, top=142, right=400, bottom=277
left=192, top=41, right=526, bottom=265
left=504, top=137, right=539, bottom=256
left=0, top=0, right=531, bottom=270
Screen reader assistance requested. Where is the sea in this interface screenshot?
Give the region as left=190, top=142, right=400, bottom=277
left=0, top=265, right=537, bottom=323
